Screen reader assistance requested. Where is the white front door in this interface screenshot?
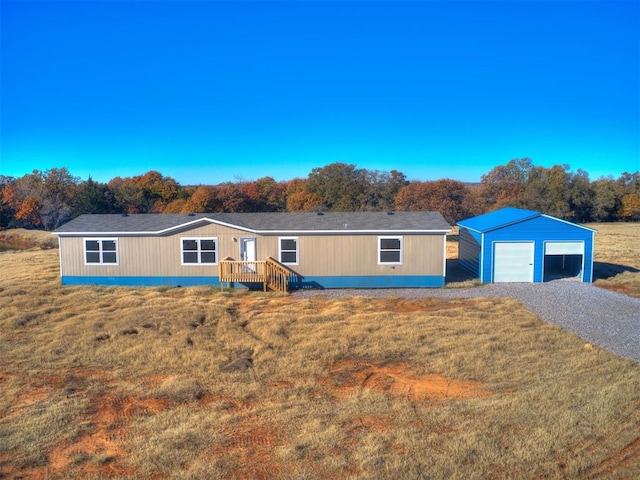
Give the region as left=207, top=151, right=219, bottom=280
left=240, top=238, right=256, bottom=262
left=493, top=242, right=534, bottom=282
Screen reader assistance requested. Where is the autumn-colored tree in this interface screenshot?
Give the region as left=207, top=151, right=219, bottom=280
left=284, top=179, right=323, bottom=212
left=0, top=169, right=78, bottom=229
left=619, top=193, right=640, bottom=221
left=613, top=171, right=640, bottom=221
left=162, top=198, right=189, bottom=213
left=3, top=164, right=639, bottom=228
left=238, top=177, right=287, bottom=212
left=395, top=179, right=476, bottom=224
left=394, top=182, right=428, bottom=211
left=133, top=171, right=180, bottom=212
left=1, top=173, right=44, bottom=228
left=108, top=177, right=144, bottom=213
left=107, top=171, right=180, bottom=213
left=182, top=186, right=219, bottom=213
left=213, top=182, right=252, bottom=212
left=14, top=196, right=42, bottom=226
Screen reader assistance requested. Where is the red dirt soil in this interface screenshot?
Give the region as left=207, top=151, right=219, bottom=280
left=323, top=360, right=491, bottom=401
left=1, top=360, right=491, bottom=479
left=48, top=394, right=169, bottom=478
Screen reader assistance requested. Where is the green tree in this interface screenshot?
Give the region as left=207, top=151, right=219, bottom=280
left=72, top=177, right=113, bottom=216
left=480, top=158, right=533, bottom=208
left=360, top=169, right=408, bottom=211
left=40, top=167, right=79, bottom=229
left=521, top=165, right=572, bottom=219
left=591, top=178, right=622, bottom=222
left=567, top=169, right=593, bottom=223
left=0, top=176, right=16, bottom=228
left=306, top=163, right=367, bottom=211
left=617, top=171, right=640, bottom=194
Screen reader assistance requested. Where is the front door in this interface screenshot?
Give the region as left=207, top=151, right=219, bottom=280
left=240, top=238, right=256, bottom=262
left=240, top=238, right=257, bottom=272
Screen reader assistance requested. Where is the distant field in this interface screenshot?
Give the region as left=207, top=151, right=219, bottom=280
left=586, top=223, right=640, bottom=298
left=0, top=230, right=639, bottom=479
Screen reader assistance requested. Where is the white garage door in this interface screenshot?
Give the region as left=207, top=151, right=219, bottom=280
left=544, top=241, right=584, bottom=255
left=493, top=242, right=534, bottom=282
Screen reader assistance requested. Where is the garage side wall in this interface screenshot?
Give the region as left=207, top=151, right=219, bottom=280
left=458, top=227, right=482, bottom=278
left=482, top=216, right=593, bottom=283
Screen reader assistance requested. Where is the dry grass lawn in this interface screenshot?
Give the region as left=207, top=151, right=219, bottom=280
left=0, top=228, right=639, bottom=479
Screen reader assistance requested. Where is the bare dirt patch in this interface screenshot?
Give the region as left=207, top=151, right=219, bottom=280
left=215, top=418, right=286, bottom=480
left=591, top=437, right=640, bottom=477
left=324, top=360, right=491, bottom=402
left=40, top=394, right=168, bottom=478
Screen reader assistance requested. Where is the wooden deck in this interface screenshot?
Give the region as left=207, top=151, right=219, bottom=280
left=219, top=257, right=296, bottom=293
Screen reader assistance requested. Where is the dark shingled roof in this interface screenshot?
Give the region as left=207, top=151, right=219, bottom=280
left=53, top=212, right=450, bottom=235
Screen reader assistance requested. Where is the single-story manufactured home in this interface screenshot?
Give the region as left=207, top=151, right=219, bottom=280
left=53, top=212, right=451, bottom=290
left=457, top=207, right=595, bottom=283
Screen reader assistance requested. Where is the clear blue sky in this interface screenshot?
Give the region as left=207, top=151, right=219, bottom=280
left=1, top=0, right=638, bottom=185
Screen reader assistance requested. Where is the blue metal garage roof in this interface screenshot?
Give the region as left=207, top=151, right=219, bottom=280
left=457, top=207, right=541, bottom=232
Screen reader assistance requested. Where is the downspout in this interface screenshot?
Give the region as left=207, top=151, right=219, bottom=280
left=57, top=235, right=64, bottom=280
left=479, top=233, right=485, bottom=283
left=443, top=233, right=447, bottom=283
left=590, top=231, right=595, bottom=283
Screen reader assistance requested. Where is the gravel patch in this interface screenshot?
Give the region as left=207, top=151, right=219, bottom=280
left=292, top=281, right=640, bottom=363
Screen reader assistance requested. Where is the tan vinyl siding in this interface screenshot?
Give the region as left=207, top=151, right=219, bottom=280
left=59, top=224, right=446, bottom=278
left=293, top=234, right=445, bottom=276
left=59, top=224, right=246, bottom=277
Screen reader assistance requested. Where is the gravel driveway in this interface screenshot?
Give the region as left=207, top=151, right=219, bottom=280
left=292, top=281, right=640, bottom=363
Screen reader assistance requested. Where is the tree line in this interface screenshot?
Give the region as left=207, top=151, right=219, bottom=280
left=1, top=159, right=638, bottom=231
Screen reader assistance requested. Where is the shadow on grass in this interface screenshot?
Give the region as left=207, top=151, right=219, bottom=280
left=446, top=259, right=478, bottom=285
left=593, top=262, right=640, bottom=281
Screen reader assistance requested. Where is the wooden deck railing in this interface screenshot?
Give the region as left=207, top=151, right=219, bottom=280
left=219, top=257, right=295, bottom=293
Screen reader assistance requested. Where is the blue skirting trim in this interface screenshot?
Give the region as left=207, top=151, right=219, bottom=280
left=61, top=275, right=445, bottom=289
left=61, top=276, right=221, bottom=287
left=292, top=275, right=445, bottom=289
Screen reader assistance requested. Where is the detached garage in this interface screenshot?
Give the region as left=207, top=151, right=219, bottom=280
left=457, top=208, right=595, bottom=283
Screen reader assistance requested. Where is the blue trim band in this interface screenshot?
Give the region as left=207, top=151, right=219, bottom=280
left=61, top=276, right=221, bottom=287
left=61, top=275, right=445, bottom=289
left=293, top=276, right=445, bottom=289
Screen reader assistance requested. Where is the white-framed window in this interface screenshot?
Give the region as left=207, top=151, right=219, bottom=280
left=279, top=237, right=299, bottom=265
left=181, top=238, right=218, bottom=265
left=378, top=236, right=403, bottom=265
left=84, top=238, right=119, bottom=265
